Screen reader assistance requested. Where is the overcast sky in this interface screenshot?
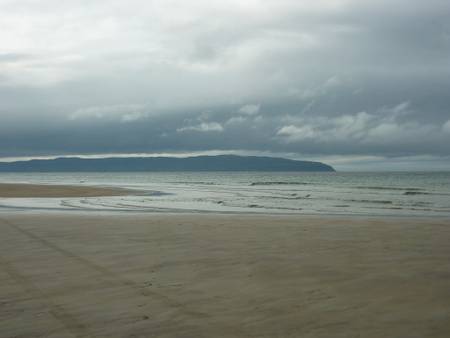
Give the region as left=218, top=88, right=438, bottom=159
left=1, top=0, right=450, bottom=170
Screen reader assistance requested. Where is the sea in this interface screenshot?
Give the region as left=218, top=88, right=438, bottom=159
left=0, top=171, right=450, bottom=217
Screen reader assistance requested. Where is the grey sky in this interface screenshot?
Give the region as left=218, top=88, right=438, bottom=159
left=1, top=0, right=449, bottom=170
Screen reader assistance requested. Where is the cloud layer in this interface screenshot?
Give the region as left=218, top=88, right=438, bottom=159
left=1, top=0, right=450, bottom=169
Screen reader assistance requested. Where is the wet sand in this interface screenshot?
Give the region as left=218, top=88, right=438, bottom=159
left=1, top=213, right=449, bottom=338
left=0, top=183, right=136, bottom=198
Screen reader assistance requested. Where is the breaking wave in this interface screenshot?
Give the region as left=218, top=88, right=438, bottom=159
left=250, top=181, right=313, bottom=186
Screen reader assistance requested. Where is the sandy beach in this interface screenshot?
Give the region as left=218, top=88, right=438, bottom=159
left=1, top=209, right=450, bottom=338
left=2, top=0, right=449, bottom=336
left=0, top=183, right=137, bottom=198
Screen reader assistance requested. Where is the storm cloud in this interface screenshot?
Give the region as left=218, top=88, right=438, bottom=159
left=1, top=0, right=449, bottom=169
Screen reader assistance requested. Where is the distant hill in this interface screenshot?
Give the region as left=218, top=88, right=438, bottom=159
left=0, top=155, right=335, bottom=172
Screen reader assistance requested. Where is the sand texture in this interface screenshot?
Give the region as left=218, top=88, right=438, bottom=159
left=1, top=213, right=450, bottom=338
left=0, top=183, right=136, bottom=198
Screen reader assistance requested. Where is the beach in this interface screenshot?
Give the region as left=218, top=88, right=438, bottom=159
left=3, top=0, right=450, bottom=336
left=0, top=183, right=136, bottom=198
left=1, top=201, right=450, bottom=337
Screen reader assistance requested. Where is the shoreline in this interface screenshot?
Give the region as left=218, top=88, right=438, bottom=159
left=1, top=182, right=449, bottom=218
left=1, top=208, right=450, bottom=221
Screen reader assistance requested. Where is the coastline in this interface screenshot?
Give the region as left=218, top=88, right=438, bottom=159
left=1, top=172, right=449, bottom=217
left=1, top=212, right=449, bottom=337
left=1, top=182, right=450, bottom=218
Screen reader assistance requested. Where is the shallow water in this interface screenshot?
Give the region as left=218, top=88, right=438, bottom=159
left=0, top=171, right=449, bottom=216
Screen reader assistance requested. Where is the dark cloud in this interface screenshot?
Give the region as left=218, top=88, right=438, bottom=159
left=0, top=0, right=449, bottom=169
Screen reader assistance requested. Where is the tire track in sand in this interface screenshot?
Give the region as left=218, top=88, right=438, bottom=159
left=0, top=218, right=243, bottom=337
left=0, top=255, right=91, bottom=338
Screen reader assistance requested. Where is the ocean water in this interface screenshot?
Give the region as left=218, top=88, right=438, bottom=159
left=0, top=171, right=449, bottom=216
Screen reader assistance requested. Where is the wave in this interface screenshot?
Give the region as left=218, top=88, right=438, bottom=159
left=355, top=186, right=423, bottom=191
left=403, top=191, right=430, bottom=196
left=250, top=181, right=313, bottom=186
left=247, top=204, right=303, bottom=211
left=171, top=181, right=218, bottom=185
left=260, top=194, right=312, bottom=200
left=346, top=199, right=393, bottom=204
left=403, top=191, right=450, bottom=196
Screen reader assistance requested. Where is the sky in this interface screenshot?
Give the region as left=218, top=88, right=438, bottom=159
left=1, top=0, right=450, bottom=170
